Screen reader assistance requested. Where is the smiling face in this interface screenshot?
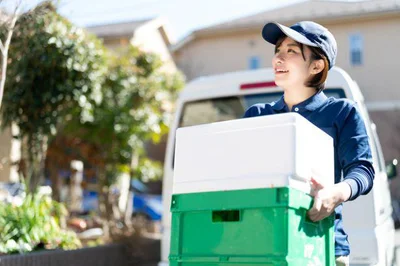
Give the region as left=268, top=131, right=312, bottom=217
left=272, top=37, right=323, bottom=92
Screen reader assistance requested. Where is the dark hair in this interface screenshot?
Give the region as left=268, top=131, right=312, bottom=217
left=306, top=46, right=329, bottom=92
left=275, top=37, right=329, bottom=92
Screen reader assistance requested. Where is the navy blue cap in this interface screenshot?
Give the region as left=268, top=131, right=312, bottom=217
left=262, top=21, right=337, bottom=69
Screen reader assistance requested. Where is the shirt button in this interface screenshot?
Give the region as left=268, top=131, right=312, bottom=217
left=294, top=107, right=299, bottom=112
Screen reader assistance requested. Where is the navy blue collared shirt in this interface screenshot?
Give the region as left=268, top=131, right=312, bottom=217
left=243, top=91, right=375, bottom=256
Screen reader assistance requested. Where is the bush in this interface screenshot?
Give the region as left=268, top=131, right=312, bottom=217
left=0, top=193, right=81, bottom=254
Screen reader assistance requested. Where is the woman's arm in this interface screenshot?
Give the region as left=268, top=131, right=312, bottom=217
left=308, top=101, right=375, bottom=222
left=337, top=103, right=375, bottom=200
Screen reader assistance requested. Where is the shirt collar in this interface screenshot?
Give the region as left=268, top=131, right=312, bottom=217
left=271, top=95, right=286, bottom=111
left=272, top=91, right=328, bottom=112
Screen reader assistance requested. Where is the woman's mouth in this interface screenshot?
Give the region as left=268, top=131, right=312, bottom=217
left=275, top=68, right=289, bottom=74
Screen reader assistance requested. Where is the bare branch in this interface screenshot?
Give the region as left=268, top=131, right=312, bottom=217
left=14, top=0, right=23, bottom=14
left=0, top=0, right=23, bottom=110
left=0, top=39, right=4, bottom=55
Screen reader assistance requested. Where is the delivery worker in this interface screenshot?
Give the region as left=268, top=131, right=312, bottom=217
left=243, top=21, right=374, bottom=266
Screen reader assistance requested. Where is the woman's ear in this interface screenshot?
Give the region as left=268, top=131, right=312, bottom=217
left=310, top=59, right=325, bottom=75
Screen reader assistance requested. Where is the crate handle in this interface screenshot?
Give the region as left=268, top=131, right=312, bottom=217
left=212, top=210, right=240, bottom=222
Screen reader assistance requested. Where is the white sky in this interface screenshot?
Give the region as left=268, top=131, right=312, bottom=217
left=57, top=0, right=303, bottom=41
left=1, top=0, right=370, bottom=41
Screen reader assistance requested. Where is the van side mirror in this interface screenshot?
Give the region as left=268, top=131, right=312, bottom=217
left=386, top=159, right=398, bottom=180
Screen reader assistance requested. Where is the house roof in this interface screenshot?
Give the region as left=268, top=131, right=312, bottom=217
left=172, top=0, right=400, bottom=52
left=86, top=17, right=176, bottom=45
left=206, top=0, right=400, bottom=31
left=86, top=18, right=153, bottom=38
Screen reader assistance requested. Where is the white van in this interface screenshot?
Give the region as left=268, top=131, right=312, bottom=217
left=159, top=66, right=396, bottom=266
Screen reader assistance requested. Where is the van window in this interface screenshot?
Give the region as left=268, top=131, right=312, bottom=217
left=179, top=97, right=244, bottom=127
left=173, top=88, right=346, bottom=168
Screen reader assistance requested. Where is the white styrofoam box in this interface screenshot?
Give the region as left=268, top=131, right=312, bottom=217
left=173, top=113, right=334, bottom=194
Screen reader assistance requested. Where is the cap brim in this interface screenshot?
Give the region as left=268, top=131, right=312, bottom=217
left=262, top=22, right=318, bottom=48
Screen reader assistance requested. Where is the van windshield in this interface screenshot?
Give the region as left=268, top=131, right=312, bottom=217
left=178, top=89, right=345, bottom=127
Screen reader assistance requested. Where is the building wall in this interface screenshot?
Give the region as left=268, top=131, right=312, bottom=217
left=326, top=16, right=400, bottom=102
left=174, top=30, right=265, bottom=81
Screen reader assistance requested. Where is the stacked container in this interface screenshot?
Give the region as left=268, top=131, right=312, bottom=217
left=170, top=113, right=335, bottom=265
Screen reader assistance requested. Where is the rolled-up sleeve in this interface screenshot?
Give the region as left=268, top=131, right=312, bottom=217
left=243, top=106, right=257, bottom=118
left=242, top=103, right=272, bottom=118
left=338, top=104, right=375, bottom=201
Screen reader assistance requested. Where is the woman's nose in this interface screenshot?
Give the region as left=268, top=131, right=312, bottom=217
left=273, top=52, right=284, bottom=65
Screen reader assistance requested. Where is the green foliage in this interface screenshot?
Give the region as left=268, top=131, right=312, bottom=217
left=134, top=158, right=163, bottom=182
left=64, top=45, right=184, bottom=180
left=0, top=193, right=81, bottom=254
left=1, top=0, right=185, bottom=187
left=0, top=1, right=106, bottom=192
left=1, top=1, right=106, bottom=137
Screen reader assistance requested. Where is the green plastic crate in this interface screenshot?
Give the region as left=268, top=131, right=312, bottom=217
left=169, top=187, right=334, bottom=265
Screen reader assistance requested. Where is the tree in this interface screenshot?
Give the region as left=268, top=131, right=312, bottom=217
left=59, top=46, right=184, bottom=239
left=1, top=1, right=106, bottom=193
left=1, top=0, right=185, bottom=241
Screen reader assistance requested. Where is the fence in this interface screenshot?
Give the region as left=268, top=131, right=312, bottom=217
left=0, top=244, right=129, bottom=266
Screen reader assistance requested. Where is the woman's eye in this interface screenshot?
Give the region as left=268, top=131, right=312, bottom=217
left=288, top=49, right=296, bottom=53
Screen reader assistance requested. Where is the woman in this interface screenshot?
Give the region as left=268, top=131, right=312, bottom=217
left=243, top=21, right=375, bottom=266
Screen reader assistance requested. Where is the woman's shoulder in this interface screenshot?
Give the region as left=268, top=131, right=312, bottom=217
left=243, top=102, right=276, bottom=118
left=325, top=97, right=358, bottom=111
left=324, top=97, right=363, bottom=123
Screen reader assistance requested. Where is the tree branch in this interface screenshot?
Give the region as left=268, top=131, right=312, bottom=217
left=0, top=1, right=22, bottom=109
left=0, top=39, right=4, bottom=55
